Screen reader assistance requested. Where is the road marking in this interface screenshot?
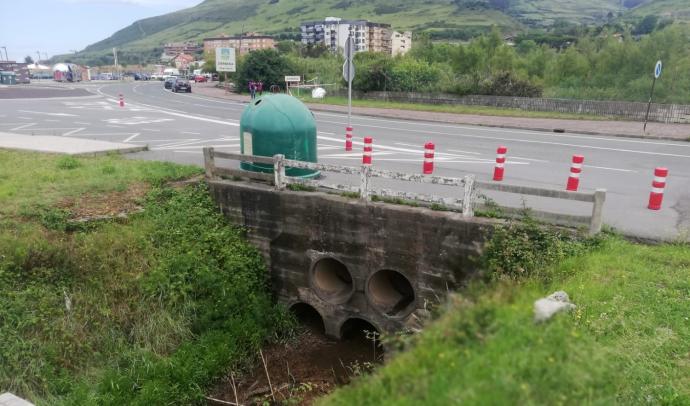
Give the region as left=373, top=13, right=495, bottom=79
left=586, top=165, right=637, bottom=173
left=18, top=117, right=32, bottom=120
left=315, top=111, right=690, bottom=149
left=74, top=122, right=90, bottom=125
left=63, top=128, right=85, bottom=136
left=155, top=144, right=240, bottom=150
left=11, top=123, right=35, bottom=131
left=181, top=131, right=201, bottom=135
left=18, top=110, right=78, bottom=117
left=124, top=133, right=140, bottom=143
left=44, top=119, right=60, bottom=122
left=317, top=121, right=690, bottom=159
left=142, top=128, right=161, bottom=132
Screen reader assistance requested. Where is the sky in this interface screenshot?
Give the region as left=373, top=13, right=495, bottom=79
left=0, top=0, right=202, bottom=63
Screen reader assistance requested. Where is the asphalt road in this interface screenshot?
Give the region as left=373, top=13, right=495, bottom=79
left=1, top=81, right=688, bottom=240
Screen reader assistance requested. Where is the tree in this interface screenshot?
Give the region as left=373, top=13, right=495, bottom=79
left=634, top=15, right=658, bottom=35
left=24, top=56, right=34, bottom=64
left=236, top=49, right=295, bottom=92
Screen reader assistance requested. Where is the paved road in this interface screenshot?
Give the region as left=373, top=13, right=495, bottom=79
left=1, top=81, right=688, bottom=240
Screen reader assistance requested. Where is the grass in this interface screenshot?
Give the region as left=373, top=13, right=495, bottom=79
left=0, top=151, right=292, bottom=404
left=320, top=237, right=690, bottom=405
left=299, top=95, right=613, bottom=121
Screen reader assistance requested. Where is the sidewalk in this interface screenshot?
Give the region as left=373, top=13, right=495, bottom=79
left=0, top=132, right=147, bottom=156
left=193, top=83, right=690, bottom=142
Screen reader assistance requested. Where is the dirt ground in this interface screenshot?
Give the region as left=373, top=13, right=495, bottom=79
left=56, top=182, right=149, bottom=220
left=208, top=323, right=383, bottom=406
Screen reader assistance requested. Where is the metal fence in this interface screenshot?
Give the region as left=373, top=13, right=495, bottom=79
left=203, top=148, right=607, bottom=235
left=331, top=90, right=690, bottom=124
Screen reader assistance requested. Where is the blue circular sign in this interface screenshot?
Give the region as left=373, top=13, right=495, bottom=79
left=654, top=60, right=662, bottom=79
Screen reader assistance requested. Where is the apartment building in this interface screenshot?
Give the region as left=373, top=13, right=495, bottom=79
left=391, top=31, right=413, bottom=56
left=163, top=41, right=201, bottom=57
left=203, top=33, right=275, bottom=56
left=301, top=17, right=397, bottom=54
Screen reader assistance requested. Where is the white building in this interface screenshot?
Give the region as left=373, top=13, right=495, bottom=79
left=392, top=31, right=413, bottom=56
left=301, top=17, right=394, bottom=54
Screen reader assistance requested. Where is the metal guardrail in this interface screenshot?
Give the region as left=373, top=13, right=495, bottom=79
left=203, top=148, right=606, bottom=235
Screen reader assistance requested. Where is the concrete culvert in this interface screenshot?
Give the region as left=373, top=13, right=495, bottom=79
left=311, top=257, right=353, bottom=304
left=367, top=270, right=415, bottom=317
left=340, top=318, right=383, bottom=361
left=289, top=302, right=325, bottom=334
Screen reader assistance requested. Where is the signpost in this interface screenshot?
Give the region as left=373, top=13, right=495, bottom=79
left=285, top=75, right=301, bottom=95
left=343, top=35, right=355, bottom=126
left=644, top=60, right=662, bottom=132
left=216, top=48, right=236, bottom=93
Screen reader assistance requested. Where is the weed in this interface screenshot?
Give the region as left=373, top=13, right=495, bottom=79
left=371, top=195, right=419, bottom=207
left=430, top=203, right=449, bottom=211
left=56, top=156, right=81, bottom=170
left=287, top=183, right=317, bottom=192
left=340, top=191, right=360, bottom=199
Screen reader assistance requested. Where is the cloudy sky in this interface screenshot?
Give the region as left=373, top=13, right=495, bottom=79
left=0, top=0, right=202, bottom=62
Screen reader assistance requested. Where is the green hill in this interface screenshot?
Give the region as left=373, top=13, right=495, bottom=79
left=61, top=0, right=684, bottom=65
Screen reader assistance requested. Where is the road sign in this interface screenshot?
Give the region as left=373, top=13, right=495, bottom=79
left=654, top=60, right=662, bottom=79
left=342, top=60, right=355, bottom=82
left=215, top=48, right=236, bottom=72
left=284, top=75, right=301, bottom=82
left=343, top=36, right=355, bottom=60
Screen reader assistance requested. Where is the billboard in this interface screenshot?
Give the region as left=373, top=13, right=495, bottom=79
left=215, top=47, right=236, bottom=72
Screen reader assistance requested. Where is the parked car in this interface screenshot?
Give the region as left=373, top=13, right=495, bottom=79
left=172, top=77, right=191, bottom=93
left=194, top=75, right=207, bottom=83
left=164, top=77, right=175, bottom=89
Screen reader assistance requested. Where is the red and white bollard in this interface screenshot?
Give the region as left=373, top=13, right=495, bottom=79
left=493, top=146, right=507, bottom=181
left=566, top=155, right=585, bottom=191
left=119, top=94, right=124, bottom=107
left=345, top=127, right=353, bottom=152
left=362, top=136, right=373, bottom=165
left=648, top=167, right=668, bottom=210
left=423, top=142, right=435, bottom=175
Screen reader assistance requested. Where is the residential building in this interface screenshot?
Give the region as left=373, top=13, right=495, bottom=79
left=301, top=18, right=401, bottom=55
left=202, top=33, right=275, bottom=56
left=172, top=53, right=195, bottom=70
left=391, top=31, right=413, bottom=56
left=163, top=41, right=202, bottom=56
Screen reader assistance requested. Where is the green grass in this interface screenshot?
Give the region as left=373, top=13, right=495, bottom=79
left=299, top=95, right=612, bottom=121
left=0, top=151, right=292, bottom=404
left=321, top=237, right=690, bottom=405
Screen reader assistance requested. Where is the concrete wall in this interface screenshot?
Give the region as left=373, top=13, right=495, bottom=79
left=209, top=180, right=495, bottom=338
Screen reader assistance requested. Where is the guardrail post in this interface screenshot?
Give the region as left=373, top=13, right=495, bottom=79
left=360, top=164, right=371, bottom=202
left=462, top=174, right=475, bottom=217
left=589, top=188, right=606, bottom=235
left=203, top=147, right=215, bottom=179
left=273, top=154, right=286, bottom=190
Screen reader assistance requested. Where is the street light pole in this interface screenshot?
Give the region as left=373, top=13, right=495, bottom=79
left=1, top=47, right=8, bottom=61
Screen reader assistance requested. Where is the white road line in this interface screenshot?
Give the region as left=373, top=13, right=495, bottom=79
left=508, top=155, right=550, bottom=163
left=18, top=117, right=32, bottom=120
left=155, top=139, right=201, bottom=148
left=142, top=128, right=161, bottom=132
left=74, top=121, right=90, bottom=125
left=181, top=131, right=201, bottom=135
left=318, top=131, right=335, bottom=135
left=44, top=119, right=60, bottom=122
left=106, top=125, right=124, bottom=129
left=63, top=128, right=85, bottom=136
left=18, top=110, right=78, bottom=117
left=445, top=148, right=483, bottom=156
left=155, top=144, right=239, bottom=150
left=316, top=111, right=690, bottom=149
left=317, top=146, right=342, bottom=151
left=586, top=165, right=637, bottom=173
left=124, top=133, right=140, bottom=143
left=172, top=150, right=203, bottom=154
left=318, top=122, right=690, bottom=159
left=11, top=123, right=35, bottom=131
left=320, top=152, right=396, bottom=158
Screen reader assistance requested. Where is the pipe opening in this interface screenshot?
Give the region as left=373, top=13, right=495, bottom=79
left=289, top=302, right=325, bottom=334
left=367, top=270, right=415, bottom=317
left=312, top=257, right=353, bottom=303
left=340, top=318, right=383, bottom=361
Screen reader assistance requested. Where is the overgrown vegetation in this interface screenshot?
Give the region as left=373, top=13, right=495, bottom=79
left=321, top=230, right=690, bottom=404
left=0, top=151, right=292, bottom=404
left=280, top=23, right=690, bottom=103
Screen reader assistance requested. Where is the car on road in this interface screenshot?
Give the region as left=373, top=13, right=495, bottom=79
left=172, top=77, right=191, bottom=93
left=164, top=77, right=175, bottom=89
left=194, top=75, right=207, bottom=83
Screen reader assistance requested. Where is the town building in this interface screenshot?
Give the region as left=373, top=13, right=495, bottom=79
left=202, top=33, right=275, bottom=56
left=163, top=41, right=202, bottom=56
left=0, top=61, right=30, bottom=83
left=391, top=31, right=413, bottom=56
left=301, top=17, right=408, bottom=55
left=172, top=53, right=195, bottom=70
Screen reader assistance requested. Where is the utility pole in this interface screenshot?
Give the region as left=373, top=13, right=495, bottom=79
left=36, top=51, right=41, bottom=64
left=1, top=47, right=8, bottom=61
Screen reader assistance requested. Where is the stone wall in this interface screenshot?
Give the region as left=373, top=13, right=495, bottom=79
left=209, top=179, right=495, bottom=338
